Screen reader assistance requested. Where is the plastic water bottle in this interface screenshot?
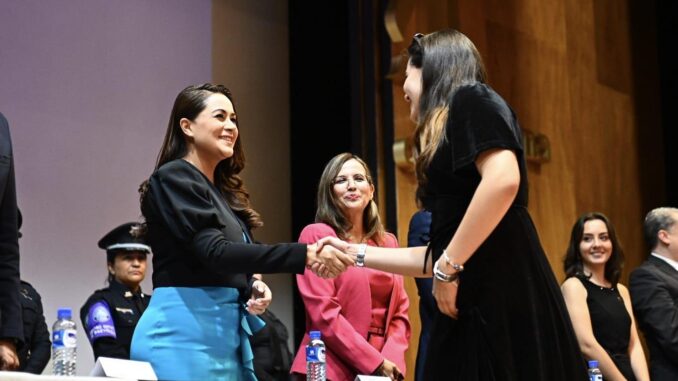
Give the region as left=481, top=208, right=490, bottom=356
left=588, top=360, right=603, bottom=381
left=306, top=330, right=326, bottom=381
left=52, top=308, right=77, bottom=376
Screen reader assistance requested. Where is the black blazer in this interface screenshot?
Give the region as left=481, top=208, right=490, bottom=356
left=630, top=255, right=678, bottom=381
left=143, top=159, right=306, bottom=293
left=0, top=112, right=23, bottom=343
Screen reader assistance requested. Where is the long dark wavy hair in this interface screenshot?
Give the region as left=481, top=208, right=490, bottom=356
left=315, top=153, right=385, bottom=245
left=563, top=212, right=624, bottom=286
left=407, top=29, right=487, bottom=201
left=139, top=83, right=262, bottom=229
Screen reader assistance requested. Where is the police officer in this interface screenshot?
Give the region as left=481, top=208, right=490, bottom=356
left=80, top=222, right=151, bottom=360
left=16, top=210, right=51, bottom=374
left=18, top=280, right=50, bottom=373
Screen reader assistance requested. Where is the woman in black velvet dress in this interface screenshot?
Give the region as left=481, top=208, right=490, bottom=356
left=318, top=29, right=588, bottom=380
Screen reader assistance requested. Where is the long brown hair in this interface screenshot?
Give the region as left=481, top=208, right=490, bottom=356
left=315, top=153, right=385, bottom=245
left=408, top=29, right=486, bottom=198
left=139, top=83, right=262, bottom=229
left=563, top=212, right=624, bottom=286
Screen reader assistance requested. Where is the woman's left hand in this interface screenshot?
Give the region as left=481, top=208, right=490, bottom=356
left=246, top=279, right=272, bottom=315
left=432, top=260, right=459, bottom=318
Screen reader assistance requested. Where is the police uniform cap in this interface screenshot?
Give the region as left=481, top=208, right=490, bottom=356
left=98, top=222, right=151, bottom=260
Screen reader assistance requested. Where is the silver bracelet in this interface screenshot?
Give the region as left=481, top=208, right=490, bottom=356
left=442, top=250, right=464, bottom=272
left=355, top=243, right=367, bottom=267
left=434, top=260, right=459, bottom=283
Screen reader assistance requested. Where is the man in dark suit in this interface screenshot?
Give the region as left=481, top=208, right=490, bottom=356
left=630, top=207, right=678, bottom=381
left=0, top=112, right=22, bottom=370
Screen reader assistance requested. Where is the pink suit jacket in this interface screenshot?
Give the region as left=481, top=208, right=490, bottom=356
left=291, top=223, right=411, bottom=381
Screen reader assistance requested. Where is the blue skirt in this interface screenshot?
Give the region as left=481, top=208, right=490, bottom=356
left=130, top=287, right=264, bottom=381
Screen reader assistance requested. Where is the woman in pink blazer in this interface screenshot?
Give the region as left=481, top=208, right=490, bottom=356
left=291, top=153, right=411, bottom=381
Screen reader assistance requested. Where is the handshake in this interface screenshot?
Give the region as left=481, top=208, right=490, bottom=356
left=305, top=237, right=358, bottom=278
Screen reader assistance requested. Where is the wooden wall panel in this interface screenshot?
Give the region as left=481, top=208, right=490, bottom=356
left=385, top=1, right=655, bottom=379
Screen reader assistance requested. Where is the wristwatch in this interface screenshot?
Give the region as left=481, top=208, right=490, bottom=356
left=355, top=243, right=367, bottom=267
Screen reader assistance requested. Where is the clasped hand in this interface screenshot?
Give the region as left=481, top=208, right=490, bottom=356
left=246, top=279, right=271, bottom=315
left=0, top=339, right=19, bottom=371
left=305, top=237, right=354, bottom=278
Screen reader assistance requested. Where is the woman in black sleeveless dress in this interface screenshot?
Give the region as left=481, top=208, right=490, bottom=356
left=317, top=29, right=588, bottom=380
left=562, top=212, right=650, bottom=381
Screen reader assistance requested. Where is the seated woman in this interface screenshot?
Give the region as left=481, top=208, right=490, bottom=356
left=561, top=212, right=650, bottom=381
left=80, top=222, right=151, bottom=360
left=291, top=153, right=411, bottom=381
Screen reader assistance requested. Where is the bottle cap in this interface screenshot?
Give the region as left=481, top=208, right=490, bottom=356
left=588, top=360, right=599, bottom=368
left=309, top=330, right=321, bottom=340
left=57, top=308, right=72, bottom=320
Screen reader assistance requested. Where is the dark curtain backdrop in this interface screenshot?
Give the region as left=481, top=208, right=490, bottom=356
left=288, top=0, right=395, bottom=348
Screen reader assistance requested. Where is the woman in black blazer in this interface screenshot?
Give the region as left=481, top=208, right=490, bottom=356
left=130, top=84, right=352, bottom=381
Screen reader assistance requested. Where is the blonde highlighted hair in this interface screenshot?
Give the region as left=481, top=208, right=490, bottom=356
left=407, top=30, right=487, bottom=193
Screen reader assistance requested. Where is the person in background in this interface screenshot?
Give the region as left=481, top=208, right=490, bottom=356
left=630, top=207, right=678, bottom=381
left=407, top=209, right=432, bottom=381
left=17, top=280, right=50, bottom=373
left=130, top=83, right=352, bottom=381
left=292, top=153, right=410, bottom=381
left=0, top=112, right=22, bottom=370
left=16, top=210, right=50, bottom=374
left=250, top=301, right=293, bottom=381
left=80, top=222, right=151, bottom=360
left=561, top=212, right=649, bottom=381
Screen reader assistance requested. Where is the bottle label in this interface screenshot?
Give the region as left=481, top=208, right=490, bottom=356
left=306, top=346, right=326, bottom=363
left=53, top=329, right=77, bottom=348
left=589, top=375, right=603, bottom=381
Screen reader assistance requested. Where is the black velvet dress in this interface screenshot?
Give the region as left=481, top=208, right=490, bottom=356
left=577, top=276, right=636, bottom=381
left=422, top=84, right=588, bottom=380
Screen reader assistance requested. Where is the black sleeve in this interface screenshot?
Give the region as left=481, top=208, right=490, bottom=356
left=0, top=113, right=23, bottom=343
left=91, top=337, right=128, bottom=360
left=192, top=229, right=306, bottom=274
left=148, top=163, right=307, bottom=274
left=22, top=288, right=50, bottom=374
left=447, top=84, right=523, bottom=172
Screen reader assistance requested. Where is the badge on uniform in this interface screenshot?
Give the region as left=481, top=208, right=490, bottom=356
left=86, top=301, right=117, bottom=341
left=115, top=307, right=134, bottom=315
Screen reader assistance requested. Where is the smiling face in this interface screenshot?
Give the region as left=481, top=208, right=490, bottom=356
left=403, top=60, right=423, bottom=122
left=108, top=251, right=147, bottom=289
left=579, top=219, right=613, bottom=270
left=331, top=159, right=374, bottom=219
left=180, top=92, right=238, bottom=163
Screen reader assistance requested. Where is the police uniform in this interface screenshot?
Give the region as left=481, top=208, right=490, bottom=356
left=15, top=210, right=51, bottom=374
left=79, top=222, right=151, bottom=360
left=18, top=280, right=51, bottom=374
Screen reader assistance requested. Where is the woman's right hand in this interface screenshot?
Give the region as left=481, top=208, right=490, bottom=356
left=376, top=359, right=404, bottom=381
